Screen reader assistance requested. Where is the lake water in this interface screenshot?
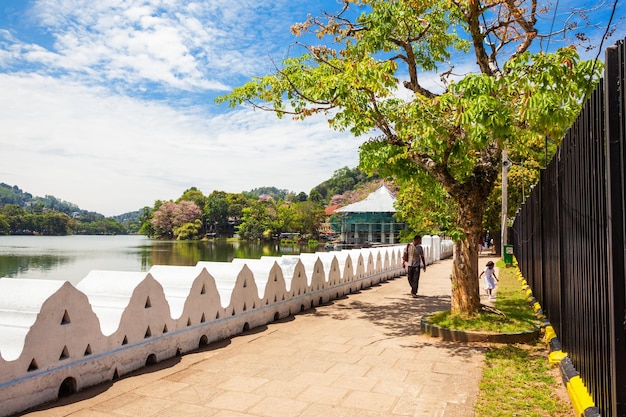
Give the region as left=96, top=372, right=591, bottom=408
left=0, top=235, right=320, bottom=285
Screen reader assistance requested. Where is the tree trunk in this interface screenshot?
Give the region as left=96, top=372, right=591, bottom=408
left=450, top=192, right=485, bottom=314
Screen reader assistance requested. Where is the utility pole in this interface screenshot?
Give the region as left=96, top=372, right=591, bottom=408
left=501, top=148, right=512, bottom=257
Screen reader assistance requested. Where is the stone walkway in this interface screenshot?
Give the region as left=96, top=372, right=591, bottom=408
left=20, top=256, right=500, bottom=417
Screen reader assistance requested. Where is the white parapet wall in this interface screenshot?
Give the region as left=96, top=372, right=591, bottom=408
left=0, top=239, right=452, bottom=416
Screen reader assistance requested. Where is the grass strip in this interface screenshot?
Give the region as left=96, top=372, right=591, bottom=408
left=427, top=266, right=539, bottom=333
left=475, top=343, right=572, bottom=416
left=424, top=264, right=573, bottom=415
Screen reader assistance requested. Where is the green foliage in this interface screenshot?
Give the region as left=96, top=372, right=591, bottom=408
left=237, top=203, right=270, bottom=239
left=483, top=157, right=544, bottom=233
left=138, top=207, right=155, bottom=236
left=0, top=214, right=9, bottom=234
left=174, top=219, right=203, bottom=240
left=428, top=266, right=538, bottom=332
left=0, top=201, right=126, bottom=236
left=226, top=193, right=253, bottom=223
left=236, top=198, right=326, bottom=240
left=0, top=183, right=33, bottom=206
left=392, top=173, right=458, bottom=239
left=177, top=187, right=207, bottom=212
left=139, top=190, right=257, bottom=239
left=476, top=344, right=572, bottom=416
left=0, top=205, right=74, bottom=236
left=243, top=186, right=290, bottom=201
left=111, top=210, right=144, bottom=234
left=291, top=201, right=326, bottom=235
left=0, top=183, right=127, bottom=235
left=0, top=183, right=82, bottom=216
left=73, top=215, right=126, bottom=235
left=309, top=166, right=378, bottom=203
left=204, top=191, right=230, bottom=236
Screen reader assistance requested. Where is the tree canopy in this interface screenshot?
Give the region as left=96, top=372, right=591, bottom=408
left=0, top=183, right=126, bottom=236
left=218, top=0, right=602, bottom=313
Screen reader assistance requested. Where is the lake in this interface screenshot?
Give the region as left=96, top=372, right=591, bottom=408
left=0, top=235, right=320, bottom=285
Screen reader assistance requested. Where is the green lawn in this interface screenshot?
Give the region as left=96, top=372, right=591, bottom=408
left=475, top=342, right=572, bottom=416
left=428, top=265, right=539, bottom=333
left=428, top=265, right=573, bottom=416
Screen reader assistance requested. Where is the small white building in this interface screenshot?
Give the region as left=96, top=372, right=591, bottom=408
left=333, top=184, right=407, bottom=245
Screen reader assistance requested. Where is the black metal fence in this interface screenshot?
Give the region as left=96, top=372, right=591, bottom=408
left=512, top=38, right=626, bottom=416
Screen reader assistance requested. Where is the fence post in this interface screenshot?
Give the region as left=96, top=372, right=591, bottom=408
left=604, top=42, right=626, bottom=417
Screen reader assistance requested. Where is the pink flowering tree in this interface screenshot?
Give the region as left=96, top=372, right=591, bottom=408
left=151, top=200, right=201, bottom=239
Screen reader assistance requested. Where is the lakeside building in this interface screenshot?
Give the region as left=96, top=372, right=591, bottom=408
left=331, top=184, right=406, bottom=245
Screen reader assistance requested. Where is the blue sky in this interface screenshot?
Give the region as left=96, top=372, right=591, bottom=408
left=0, top=0, right=623, bottom=216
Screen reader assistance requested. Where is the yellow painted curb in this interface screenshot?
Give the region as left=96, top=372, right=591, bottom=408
left=548, top=350, right=567, bottom=366
left=567, top=376, right=596, bottom=416
left=544, top=325, right=557, bottom=342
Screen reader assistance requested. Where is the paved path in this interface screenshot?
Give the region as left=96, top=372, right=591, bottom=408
left=21, top=256, right=500, bottom=417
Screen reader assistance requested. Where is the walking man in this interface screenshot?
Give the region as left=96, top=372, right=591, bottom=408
left=405, top=235, right=426, bottom=297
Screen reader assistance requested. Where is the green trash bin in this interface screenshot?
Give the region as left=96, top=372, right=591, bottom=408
left=503, top=245, right=514, bottom=266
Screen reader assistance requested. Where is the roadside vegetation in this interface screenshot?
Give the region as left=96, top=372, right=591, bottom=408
left=476, top=342, right=572, bottom=416
left=428, top=263, right=538, bottom=333
left=428, top=265, right=572, bottom=416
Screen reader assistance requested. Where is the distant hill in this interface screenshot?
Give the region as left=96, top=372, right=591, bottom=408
left=0, top=183, right=87, bottom=216
left=0, top=183, right=126, bottom=235
left=242, top=186, right=290, bottom=201
left=111, top=210, right=144, bottom=234
left=309, top=166, right=380, bottom=204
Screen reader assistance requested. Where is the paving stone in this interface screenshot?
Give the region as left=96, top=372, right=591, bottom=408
left=133, top=380, right=189, bottom=398
left=340, top=390, right=399, bottom=412
left=111, top=397, right=177, bottom=417
left=295, top=384, right=349, bottom=405
left=204, top=391, right=264, bottom=412
left=289, top=371, right=341, bottom=387
left=89, top=393, right=144, bottom=412
left=64, top=410, right=116, bottom=417
left=218, top=375, right=269, bottom=393
left=247, top=397, right=309, bottom=417
left=153, top=403, right=218, bottom=417
left=324, top=361, right=371, bottom=377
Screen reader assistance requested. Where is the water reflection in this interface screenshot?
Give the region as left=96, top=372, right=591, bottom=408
left=0, top=254, right=72, bottom=278
left=0, top=235, right=320, bottom=285
left=137, top=239, right=312, bottom=267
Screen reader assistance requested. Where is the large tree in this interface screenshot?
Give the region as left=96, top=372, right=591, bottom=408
left=151, top=201, right=202, bottom=239
left=218, top=0, right=600, bottom=313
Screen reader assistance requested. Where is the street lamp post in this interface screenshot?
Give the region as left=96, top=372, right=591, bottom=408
left=501, top=148, right=512, bottom=257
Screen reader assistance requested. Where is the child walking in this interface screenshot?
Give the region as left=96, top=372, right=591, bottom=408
left=479, top=261, right=499, bottom=299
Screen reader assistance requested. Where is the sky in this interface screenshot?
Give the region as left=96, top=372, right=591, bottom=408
left=0, top=0, right=623, bottom=217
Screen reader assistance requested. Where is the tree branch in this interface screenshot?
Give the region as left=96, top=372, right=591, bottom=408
left=464, top=0, right=495, bottom=76
left=270, top=55, right=339, bottom=108
left=411, top=152, right=461, bottom=197
left=504, top=0, right=538, bottom=60
left=244, top=99, right=333, bottom=116
left=387, top=37, right=438, bottom=98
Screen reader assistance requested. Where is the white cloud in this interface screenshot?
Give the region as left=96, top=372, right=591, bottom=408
left=0, top=73, right=361, bottom=216
left=19, top=0, right=308, bottom=92
left=0, top=0, right=365, bottom=216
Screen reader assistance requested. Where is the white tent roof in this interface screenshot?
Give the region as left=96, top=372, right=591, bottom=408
left=335, top=185, right=397, bottom=213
